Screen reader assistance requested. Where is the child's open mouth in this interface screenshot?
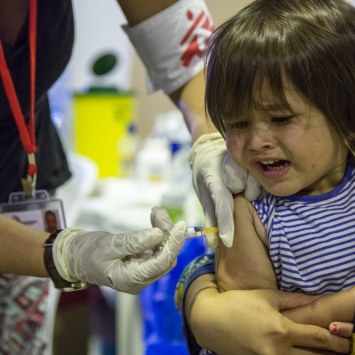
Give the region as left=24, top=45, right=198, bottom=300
left=256, top=160, right=291, bottom=179
left=260, top=160, right=290, bottom=171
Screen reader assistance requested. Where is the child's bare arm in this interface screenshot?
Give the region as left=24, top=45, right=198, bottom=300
left=216, top=193, right=278, bottom=292
left=282, top=288, right=355, bottom=328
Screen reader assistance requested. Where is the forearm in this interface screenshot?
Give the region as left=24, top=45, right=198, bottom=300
left=0, top=214, right=49, bottom=277
left=185, top=273, right=221, bottom=350
left=282, top=288, right=355, bottom=328
left=184, top=274, right=354, bottom=355
left=170, top=71, right=216, bottom=143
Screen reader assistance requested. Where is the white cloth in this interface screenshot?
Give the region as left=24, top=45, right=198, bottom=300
left=123, top=0, right=214, bottom=94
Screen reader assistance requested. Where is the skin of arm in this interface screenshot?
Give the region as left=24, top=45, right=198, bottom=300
left=116, top=0, right=217, bottom=144
left=185, top=274, right=353, bottom=354
left=0, top=214, right=49, bottom=277
left=217, top=193, right=355, bottom=328
left=282, top=289, right=355, bottom=329
left=216, top=193, right=278, bottom=292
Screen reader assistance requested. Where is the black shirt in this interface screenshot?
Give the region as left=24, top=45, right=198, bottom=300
left=0, top=0, right=74, bottom=203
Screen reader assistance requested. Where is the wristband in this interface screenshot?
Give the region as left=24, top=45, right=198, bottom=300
left=123, top=0, right=215, bottom=94
left=44, top=230, right=89, bottom=292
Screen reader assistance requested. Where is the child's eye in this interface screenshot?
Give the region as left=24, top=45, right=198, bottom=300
left=228, top=121, right=249, bottom=130
left=272, top=116, right=293, bottom=125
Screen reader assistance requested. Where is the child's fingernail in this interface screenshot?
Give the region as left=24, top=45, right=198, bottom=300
left=331, top=324, right=338, bottom=333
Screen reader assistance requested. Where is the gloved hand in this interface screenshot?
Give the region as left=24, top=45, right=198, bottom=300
left=189, top=132, right=262, bottom=249
left=150, top=206, right=175, bottom=233
left=52, top=211, right=187, bottom=295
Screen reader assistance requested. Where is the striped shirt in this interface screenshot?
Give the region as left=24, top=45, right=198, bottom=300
left=252, top=164, right=355, bottom=295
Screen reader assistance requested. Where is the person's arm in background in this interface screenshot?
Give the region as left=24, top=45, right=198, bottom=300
left=117, top=1, right=210, bottom=140
left=118, top=0, right=215, bottom=141
left=117, top=0, right=210, bottom=143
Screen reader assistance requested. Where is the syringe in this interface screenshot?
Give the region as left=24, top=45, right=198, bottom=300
left=186, top=227, right=219, bottom=238
left=156, top=227, right=219, bottom=251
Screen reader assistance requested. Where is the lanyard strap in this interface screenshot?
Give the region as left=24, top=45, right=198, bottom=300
left=0, top=0, right=38, bottom=195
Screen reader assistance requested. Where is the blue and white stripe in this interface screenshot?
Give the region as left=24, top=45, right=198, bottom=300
left=252, top=164, right=355, bottom=295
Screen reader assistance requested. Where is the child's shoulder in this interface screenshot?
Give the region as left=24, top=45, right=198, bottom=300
left=233, top=193, right=268, bottom=245
left=232, top=193, right=259, bottom=220
left=233, top=192, right=254, bottom=209
left=233, top=192, right=274, bottom=216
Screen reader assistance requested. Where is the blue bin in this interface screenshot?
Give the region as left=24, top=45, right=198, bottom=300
left=139, top=237, right=206, bottom=354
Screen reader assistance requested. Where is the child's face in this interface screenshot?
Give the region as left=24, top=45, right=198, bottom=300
left=225, top=79, right=349, bottom=197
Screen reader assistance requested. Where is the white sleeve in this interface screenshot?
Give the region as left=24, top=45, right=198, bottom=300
left=122, top=0, right=215, bottom=94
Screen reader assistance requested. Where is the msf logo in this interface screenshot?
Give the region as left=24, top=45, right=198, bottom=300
left=180, top=9, right=215, bottom=67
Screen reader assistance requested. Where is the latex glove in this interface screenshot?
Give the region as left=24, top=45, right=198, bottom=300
left=53, top=217, right=187, bottom=295
left=189, top=132, right=262, bottom=248
left=150, top=206, right=175, bottom=230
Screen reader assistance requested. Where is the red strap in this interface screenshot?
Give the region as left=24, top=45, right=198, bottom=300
left=29, top=0, right=37, bottom=148
left=0, top=0, right=38, bottom=166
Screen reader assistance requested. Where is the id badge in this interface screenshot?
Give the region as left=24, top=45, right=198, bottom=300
left=0, top=190, right=66, bottom=233
left=1, top=191, right=90, bottom=292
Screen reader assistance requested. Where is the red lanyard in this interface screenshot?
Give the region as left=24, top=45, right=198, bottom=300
left=0, top=0, right=38, bottom=197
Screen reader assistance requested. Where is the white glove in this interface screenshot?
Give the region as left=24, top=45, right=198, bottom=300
left=150, top=206, right=176, bottom=233
left=189, top=132, right=262, bottom=248
left=52, top=214, right=187, bottom=295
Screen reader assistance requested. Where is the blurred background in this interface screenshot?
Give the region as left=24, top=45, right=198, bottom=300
left=47, top=1, right=253, bottom=355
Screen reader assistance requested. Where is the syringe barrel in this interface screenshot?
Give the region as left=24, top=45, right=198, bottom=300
left=186, top=227, right=204, bottom=238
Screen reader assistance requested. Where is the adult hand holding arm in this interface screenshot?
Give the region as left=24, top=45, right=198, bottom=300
left=185, top=274, right=353, bottom=355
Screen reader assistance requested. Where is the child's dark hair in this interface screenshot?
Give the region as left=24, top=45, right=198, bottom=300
left=205, top=0, right=355, bottom=163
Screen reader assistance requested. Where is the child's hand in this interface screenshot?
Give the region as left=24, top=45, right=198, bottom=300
left=329, top=322, right=354, bottom=338
left=329, top=322, right=354, bottom=355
